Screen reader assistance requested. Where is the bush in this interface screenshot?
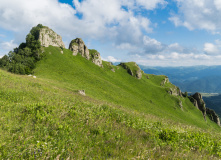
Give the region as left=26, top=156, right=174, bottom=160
left=0, top=24, right=44, bottom=74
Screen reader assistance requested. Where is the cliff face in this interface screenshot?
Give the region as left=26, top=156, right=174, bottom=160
left=192, top=93, right=207, bottom=118
left=189, top=92, right=220, bottom=126
left=206, top=108, right=220, bottom=126
left=38, top=27, right=65, bottom=48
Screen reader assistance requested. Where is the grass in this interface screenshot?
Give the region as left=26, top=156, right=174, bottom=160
left=0, top=46, right=221, bottom=159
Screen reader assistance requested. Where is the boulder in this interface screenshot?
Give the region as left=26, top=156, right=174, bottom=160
left=69, top=38, right=90, bottom=60
left=38, top=26, right=65, bottom=48
left=78, top=90, right=86, bottom=96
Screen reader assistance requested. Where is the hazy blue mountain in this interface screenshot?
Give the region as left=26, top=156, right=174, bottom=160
left=140, top=65, right=221, bottom=93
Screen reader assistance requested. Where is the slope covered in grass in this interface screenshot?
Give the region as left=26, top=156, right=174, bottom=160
left=1, top=67, right=221, bottom=159
left=1, top=46, right=221, bottom=159
left=34, top=46, right=219, bottom=129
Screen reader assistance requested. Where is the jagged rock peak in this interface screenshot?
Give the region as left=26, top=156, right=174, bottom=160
left=69, top=38, right=90, bottom=60
left=32, top=24, right=65, bottom=48
left=119, top=62, right=142, bottom=79
left=69, top=38, right=103, bottom=67
left=191, top=92, right=206, bottom=118
left=206, top=108, right=220, bottom=126
left=188, top=92, right=221, bottom=126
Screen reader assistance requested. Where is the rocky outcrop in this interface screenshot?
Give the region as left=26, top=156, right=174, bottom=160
left=188, top=96, right=199, bottom=109
left=206, top=108, right=220, bottom=126
left=168, top=87, right=182, bottom=97
left=191, top=93, right=206, bottom=119
left=89, top=49, right=103, bottom=67
left=119, top=62, right=142, bottom=79
left=161, top=76, right=169, bottom=86
left=189, top=92, right=220, bottom=125
left=69, top=38, right=90, bottom=59
left=38, top=26, right=65, bottom=48
left=68, top=38, right=103, bottom=67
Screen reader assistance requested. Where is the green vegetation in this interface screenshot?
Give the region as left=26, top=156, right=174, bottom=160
left=89, top=49, right=99, bottom=59
left=0, top=24, right=44, bottom=74
left=1, top=45, right=221, bottom=159
left=119, top=62, right=141, bottom=78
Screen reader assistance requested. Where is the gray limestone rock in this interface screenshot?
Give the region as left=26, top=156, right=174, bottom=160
left=89, top=49, right=103, bottom=67
left=78, top=90, right=86, bottom=96
left=38, top=27, right=65, bottom=48
left=69, top=38, right=90, bottom=60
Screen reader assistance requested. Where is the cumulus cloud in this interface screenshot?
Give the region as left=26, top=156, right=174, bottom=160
left=131, top=52, right=215, bottom=66
left=138, top=36, right=195, bottom=56
left=203, top=40, right=221, bottom=55
left=170, top=0, right=221, bottom=32
left=102, top=56, right=121, bottom=63
left=0, top=40, right=18, bottom=56
left=143, top=36, right=166, bottom=54
left=136, top=0, right=167, bottom=10
left=0, top=0, right=167, bottom=50
left=204, top=43, right=219, bottom=54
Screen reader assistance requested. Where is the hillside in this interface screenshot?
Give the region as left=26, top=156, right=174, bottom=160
left=1, top=25, right=221, bottom=159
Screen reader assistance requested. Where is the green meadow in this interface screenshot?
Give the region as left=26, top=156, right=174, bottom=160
left=1, top=46, right=221, bottom=159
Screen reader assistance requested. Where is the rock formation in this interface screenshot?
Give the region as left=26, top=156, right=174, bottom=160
left=69, top=38, right=90, bottom=59
left=119, top=62, right=142, bottom=79
left=168, top=87, right=182, bottom=97
left=189, top=92, right=220, bottom=125
left=206, top=108, right=220, bottom=126
left=161, top=76, right=169, bottom=86
left=89, top=49, right=103, bottom=67
left=69, top=38, right=103, bottom=67
left=191, top=93, right=206, bottom=119
left=38, top=26, right=65, bottom=48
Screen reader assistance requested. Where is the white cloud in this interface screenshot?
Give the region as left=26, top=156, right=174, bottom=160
left=143, top=36, right=165, bottom=54
left=131, top=52, right=216, bottom=66
left=170, top=0, right=221, bottom=32
left=0, top=0, right=167, bottom=52
left=203, top=40, right=221, bottom=54
left=103, top=56, right=121, bottom=63
left=141, top=36, right=194, bottom=55
left=204, top=43, right=219, bottom=54
left=116, top=43, right=138, bottom=50
left=0, top=40, right=18, bottom=56
left=136, top=0, right=167, bottom=10
left=0, top=40, right=17, bottom=51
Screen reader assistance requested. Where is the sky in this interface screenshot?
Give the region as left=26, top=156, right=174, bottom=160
left=1, top=0, right=221, bottom=66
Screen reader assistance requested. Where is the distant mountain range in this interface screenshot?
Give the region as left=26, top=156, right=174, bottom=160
left=140, top=65, right=221, bottom=93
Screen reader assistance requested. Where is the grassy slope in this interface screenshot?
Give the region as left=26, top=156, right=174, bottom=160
left=0, top=46, right=221, bottom=159
left=35, top=46, right=219, bottom=129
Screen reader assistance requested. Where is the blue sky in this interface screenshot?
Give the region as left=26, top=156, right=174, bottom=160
left=1, top=0, right=221, bottom=66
